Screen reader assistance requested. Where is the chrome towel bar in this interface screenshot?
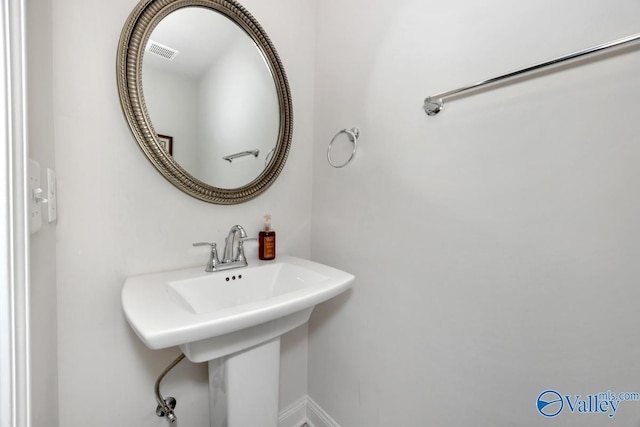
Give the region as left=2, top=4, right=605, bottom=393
left=424, top=32, right=640, bottom=116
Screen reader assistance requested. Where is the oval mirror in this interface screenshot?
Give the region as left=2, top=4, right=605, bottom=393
left=117, top=0, right=292, bottom=204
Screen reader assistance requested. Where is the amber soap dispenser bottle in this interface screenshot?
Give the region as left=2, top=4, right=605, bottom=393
left=259, top=214, right=276, bottom=260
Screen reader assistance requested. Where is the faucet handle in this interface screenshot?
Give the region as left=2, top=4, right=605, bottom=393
left=193, top=242, right=220, bottom=272
left=193, top=241, right=218, bottom=254
left=235, top=238, right=257, bottom=262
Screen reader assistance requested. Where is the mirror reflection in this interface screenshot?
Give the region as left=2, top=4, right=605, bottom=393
left=142, top=7, right=280, bottom=189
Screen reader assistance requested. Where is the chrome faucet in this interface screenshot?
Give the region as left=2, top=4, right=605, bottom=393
left=193, top=225, right=256, bottom=272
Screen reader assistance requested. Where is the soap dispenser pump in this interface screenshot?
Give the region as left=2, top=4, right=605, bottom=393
left=259, top=214, right=276, bottom=260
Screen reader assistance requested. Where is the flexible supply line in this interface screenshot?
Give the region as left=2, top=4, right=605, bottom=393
left=155, top=352, right=186, bottom=424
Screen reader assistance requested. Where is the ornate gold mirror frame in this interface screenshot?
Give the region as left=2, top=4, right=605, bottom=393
left=116, top=0, right=292, bottom=204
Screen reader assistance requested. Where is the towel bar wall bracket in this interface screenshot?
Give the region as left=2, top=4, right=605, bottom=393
left=424, top=97, right=444, bottom=116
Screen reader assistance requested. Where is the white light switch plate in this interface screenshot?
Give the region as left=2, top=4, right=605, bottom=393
left=28, top=159, right=42, bottom=234
left=47, top=168, right=57, bottom=223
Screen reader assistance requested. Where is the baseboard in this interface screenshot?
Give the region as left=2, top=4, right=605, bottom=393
left=306, top=396, right=340, bottom=427
left=279, top=396, right=308, bottom=427
left=279, top=395, right=341, bottom=427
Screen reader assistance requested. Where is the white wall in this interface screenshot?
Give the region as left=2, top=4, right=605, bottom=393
left=26, top=0, right=59, bottom=425
left=310, top=0, right=640, bottom=426
left=52, top=0, right=315, bottom=425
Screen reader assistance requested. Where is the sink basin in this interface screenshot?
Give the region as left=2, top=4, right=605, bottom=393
left=122, top=255, right=354, bottom=362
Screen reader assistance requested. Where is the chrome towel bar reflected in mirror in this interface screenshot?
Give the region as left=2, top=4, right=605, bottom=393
left=424, top=32, right=640, bottom=116
left=223, top=149, right=260, bottom=163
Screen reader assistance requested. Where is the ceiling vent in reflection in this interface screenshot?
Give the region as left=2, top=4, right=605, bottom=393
left=145, top=40, right=179, bottom=61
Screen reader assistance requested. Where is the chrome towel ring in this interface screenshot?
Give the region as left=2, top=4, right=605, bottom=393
left=327, top=128, right=360, bottom=168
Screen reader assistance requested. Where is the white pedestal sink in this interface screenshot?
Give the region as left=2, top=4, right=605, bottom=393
left=122, top=256, right=354, bottom=426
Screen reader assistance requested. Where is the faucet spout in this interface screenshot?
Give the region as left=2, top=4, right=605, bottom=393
left=222, top=225, right=248, bottom=263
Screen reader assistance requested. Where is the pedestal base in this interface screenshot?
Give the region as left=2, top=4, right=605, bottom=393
left=208, top=338, right=281, bottom=427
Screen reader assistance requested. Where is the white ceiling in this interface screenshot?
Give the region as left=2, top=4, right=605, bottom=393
left=144, top=6, right=251, bottom=79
